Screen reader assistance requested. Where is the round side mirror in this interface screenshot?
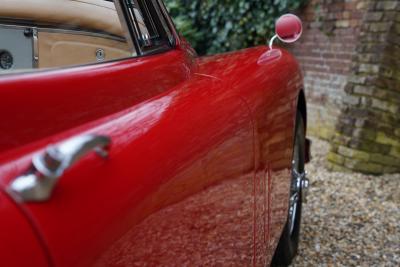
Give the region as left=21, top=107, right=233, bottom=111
left=275, top=14, right=303, bottom=43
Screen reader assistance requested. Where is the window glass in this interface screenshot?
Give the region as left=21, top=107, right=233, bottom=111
left=0, top=0, right=135, bottom=74
left=127, top=0, right=172, bottom=53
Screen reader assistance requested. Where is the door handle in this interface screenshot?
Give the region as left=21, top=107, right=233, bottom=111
left=8, top=135, right=111, bottom=202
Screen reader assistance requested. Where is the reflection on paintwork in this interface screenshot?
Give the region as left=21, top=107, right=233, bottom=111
left=97, top=93, right=176, bottom=149
left=0, top=43, right=304, bottom=267
left=0, top=50, right=190, bottom=153
left=93, top=75, right=255, bottom=266
left=93, top=103, right=255, bottom=266
left=197, top=46, right=302, bottom=265
left=95, top=174, right=254, bottom=266
left=257, top=49, right=282, bottom=65
left=0, top=190, right=50, bottom=267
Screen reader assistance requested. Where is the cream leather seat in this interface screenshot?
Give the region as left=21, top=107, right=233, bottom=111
left=0, top=0, right=124, bottom=36
left=0, top=0, right=150, bottom=69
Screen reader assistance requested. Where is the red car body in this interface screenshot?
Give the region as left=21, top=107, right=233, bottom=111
left=0, top=2, right=307, bottom=267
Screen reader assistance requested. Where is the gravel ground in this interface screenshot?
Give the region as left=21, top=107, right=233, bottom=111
left=290, top=138, right=400, bottom=267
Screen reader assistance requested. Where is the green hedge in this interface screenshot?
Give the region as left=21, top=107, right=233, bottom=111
left=165, top=0, right=308, bottom=55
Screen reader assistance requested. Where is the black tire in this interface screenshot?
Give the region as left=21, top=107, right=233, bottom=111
left=271, top=112, right=305, bottom=266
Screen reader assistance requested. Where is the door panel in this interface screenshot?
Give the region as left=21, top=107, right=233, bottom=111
left=38, top=31, right=132, bottom=68
left=195, top=46, right=303, bottom=265
left=0, top=49, right=189, bottom=154
left=0, top=72, right=255, bottom=266
left=0, top=189, right=50, bottom=267
left=0, top=26, right=34, bottom=69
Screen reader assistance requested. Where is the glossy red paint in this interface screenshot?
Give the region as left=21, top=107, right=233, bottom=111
left=0, top=189, right=50, bottom=267
left=0, top=49, right=193, bottom=153
left=0, top=37, right=304, bottom=267
left=197, top=46, right=303, bottom=265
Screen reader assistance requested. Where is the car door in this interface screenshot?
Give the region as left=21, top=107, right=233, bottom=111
left=0, top=189, right=50, bottom=267
left=0, top=1, right=256, bottom=266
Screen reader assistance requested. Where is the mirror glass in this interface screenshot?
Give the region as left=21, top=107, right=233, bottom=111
left=275, top=14, right=302, bottom=43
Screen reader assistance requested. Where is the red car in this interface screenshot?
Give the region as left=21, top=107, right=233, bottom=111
left=0, top=1, right=310, bottom=266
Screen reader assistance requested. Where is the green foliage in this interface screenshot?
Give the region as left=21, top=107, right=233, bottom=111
left=165, top=0, right=308, bottom=55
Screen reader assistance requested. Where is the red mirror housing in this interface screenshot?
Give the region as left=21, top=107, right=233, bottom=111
left=275, top=14, right=303, bottom=43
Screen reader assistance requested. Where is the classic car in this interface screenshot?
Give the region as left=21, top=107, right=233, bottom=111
left=0, top=0, right=310, bottom=266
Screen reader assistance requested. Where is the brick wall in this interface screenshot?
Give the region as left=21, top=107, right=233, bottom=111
left=328, top=1, right=400, bottom=174
left=291, top=0, right=365, bottom=139
left=291, top=0, right=400, bottom=174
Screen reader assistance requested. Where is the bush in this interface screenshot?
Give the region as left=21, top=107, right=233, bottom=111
left=165, top=0, right=308, bottom=55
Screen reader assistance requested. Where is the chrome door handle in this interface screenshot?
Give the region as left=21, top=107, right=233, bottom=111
left=8, top=135, right=111, bottom=202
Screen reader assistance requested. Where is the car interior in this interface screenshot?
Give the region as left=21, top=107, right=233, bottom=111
left=0, top=0, right=154, bottom=71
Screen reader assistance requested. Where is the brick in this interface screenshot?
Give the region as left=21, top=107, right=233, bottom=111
left=373, top=89, right=400, bottom=103
left=327, top=152, right=345, bottom=165
left=348, top=75, right=367, bottom=84
left=356, top=1, right=366, bottom=10
left=353, top=128, right=376, bottom=141
left=327, top=162, right=351, bottom=173
left=380, top=66, right=394, bottom=79
left=369, top=22, right=390, bottom=32
left=395, top=23, right=400, bottom=34
left=344, top=84, right=354, bottom=93
left=394, top=70, right=400, bottom=82
left=390, top=146, right=400, bottom=158
left=349, top=139, right=392, bottom=154
left=371, top=99, right=397, bottom=113
left=370, top=153, right=400, bottom=166
left=336, top=20, right=350, bottom=28
left=344, top=2, right=356, bottom=11
left=376, top=132, right=400, bottom=146
left=338, top=146, right=370, bottom=161
left=395, top=128, right=400, bottom=138
left=383, top=166, right=400, bottom=173
left=359, top=63, right=380, bottom=74
left=360, top=96, right=372, bottom=106
left=319, top=127, right=335, bottom=140
left=332, top=133, right=352, bottom=147
left=353, top=85, right=374, bottom=96
left=343, top=95, right=360, bottom=105
left=376, top=1, right=398, bottom=11
left=344, top=159, right=384, bottom=174
left=365, top=12, right=384, bottom=22
left=342, top=11, right=351, bottom=20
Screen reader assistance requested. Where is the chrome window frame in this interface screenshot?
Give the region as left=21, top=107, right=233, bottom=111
left=116, top=0, right=176, bottom=57
left=114, top=0, right=138, bottom=54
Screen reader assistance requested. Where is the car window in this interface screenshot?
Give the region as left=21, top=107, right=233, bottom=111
left=125, top=0, right=174, bottom=54
left=0, top=0, right=136, bottom=74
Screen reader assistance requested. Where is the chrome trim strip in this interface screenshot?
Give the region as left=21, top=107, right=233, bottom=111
left=157, top=0, right=179, bottom=46
left=152, top=0, right=174, bottom=46
left=32, top=27, right=39, bottom=68
left=114, top=0, right=137, bottom=55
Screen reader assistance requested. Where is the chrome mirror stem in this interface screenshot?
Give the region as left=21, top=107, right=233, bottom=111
left=268, top=34, right=278, bottom=50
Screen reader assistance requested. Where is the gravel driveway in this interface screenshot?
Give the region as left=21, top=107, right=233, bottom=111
left=291, top=138, right=400, bottom=267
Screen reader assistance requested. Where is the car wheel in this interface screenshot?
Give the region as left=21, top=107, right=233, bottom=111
left=271, top=112, right=307, bottom=266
